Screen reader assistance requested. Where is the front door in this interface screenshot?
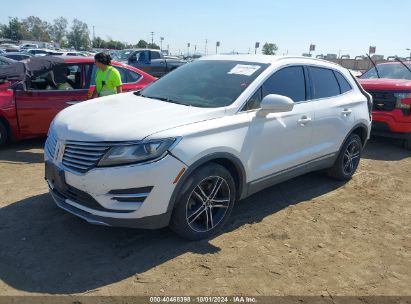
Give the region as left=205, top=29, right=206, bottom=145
left=245, top=66, right=314, bottom=182
left=15, top=63, right=88, bottom=136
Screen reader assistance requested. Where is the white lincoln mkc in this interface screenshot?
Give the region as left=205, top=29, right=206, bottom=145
left=45, top=55, right=372, bottom=240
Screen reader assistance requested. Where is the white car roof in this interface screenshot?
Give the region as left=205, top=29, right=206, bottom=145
left=200, top=55, right=342, bottom=69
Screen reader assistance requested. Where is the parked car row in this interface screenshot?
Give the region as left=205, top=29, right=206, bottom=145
left=1, top=53, right=410, bottom=239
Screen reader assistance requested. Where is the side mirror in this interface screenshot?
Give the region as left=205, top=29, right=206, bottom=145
left=129, top=55, right=136, bottom=62
left=258, top=94, right=294, bottom=115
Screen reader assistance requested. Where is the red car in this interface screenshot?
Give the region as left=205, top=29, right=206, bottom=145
left=358, top=61, right=411, bottom=149
left=0, top=56, right=156, bottom=145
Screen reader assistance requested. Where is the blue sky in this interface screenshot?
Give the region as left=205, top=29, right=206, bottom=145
left=1, top=0, right=410, bottom=57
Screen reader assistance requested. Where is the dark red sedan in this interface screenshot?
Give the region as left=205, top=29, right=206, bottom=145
left=0, top=56, right=156, bottom=145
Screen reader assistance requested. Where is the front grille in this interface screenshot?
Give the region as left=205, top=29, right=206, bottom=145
left=63, top=142, right=110, bottom=173
left=369, top=91, right=397, bottom=112
left=45, top=132, right=58, bottom=158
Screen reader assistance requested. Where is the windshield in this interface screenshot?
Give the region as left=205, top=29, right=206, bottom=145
left=139, top=60, right=269, bottom=108
left=111, top=50, right=134, bottom=61
left=361, top=63, right=411, bottom=80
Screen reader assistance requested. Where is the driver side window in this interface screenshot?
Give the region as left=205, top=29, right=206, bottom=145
left=243, top=65, right=306, bottom=110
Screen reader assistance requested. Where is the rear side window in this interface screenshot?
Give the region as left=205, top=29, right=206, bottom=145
left=262, top=66, right=306, bottom=102
left=334, top=71, right=352, bottom=94
left=310, top=67, right=340, bottom=99
left=127, top=70, right=142, bottom=82
left=89, top=64, right=138, bottom=85
left=150, top=51, right=161, bottom=60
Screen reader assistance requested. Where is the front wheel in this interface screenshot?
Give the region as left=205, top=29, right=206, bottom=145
left=170, top=163, right=236, bottom=240
left=327, top=134, right=362, bottom=180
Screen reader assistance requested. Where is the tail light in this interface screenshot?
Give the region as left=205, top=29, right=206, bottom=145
left=394, top=93, right=411, bottom=115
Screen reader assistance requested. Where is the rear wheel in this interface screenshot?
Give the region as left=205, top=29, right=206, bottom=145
left=170, top=163, right=236, bottom=240
left=0, top=121, right=8, bottom=147
left=327, top=134, right=362, bottom=180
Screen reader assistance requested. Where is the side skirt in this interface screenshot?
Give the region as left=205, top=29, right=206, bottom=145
left=246, top=153, right=337, bottom=197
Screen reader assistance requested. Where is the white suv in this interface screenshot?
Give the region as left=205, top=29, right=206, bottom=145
left=45, top=55, right=372, bottom=240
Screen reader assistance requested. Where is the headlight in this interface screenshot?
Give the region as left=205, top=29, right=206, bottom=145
left=98, top=138, right=177, bottom=167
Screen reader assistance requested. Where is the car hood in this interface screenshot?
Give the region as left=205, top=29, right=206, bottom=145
left=359, top=78, right=411, bottom=90
left=52, top=92, right=227, bottom=142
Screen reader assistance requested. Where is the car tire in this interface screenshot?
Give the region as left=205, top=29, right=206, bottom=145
left=169, top=163, right=236, bottom=240
left=404, top=139, right=411, bottom=150
left=327, top=134, right=362, bottom=181
left=0, top=121, right=8, bottom=147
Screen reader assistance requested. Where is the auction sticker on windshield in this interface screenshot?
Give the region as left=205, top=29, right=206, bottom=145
left=228, top=64, right=261, bottom=76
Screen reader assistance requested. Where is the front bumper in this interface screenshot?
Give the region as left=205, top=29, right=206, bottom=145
left=50, top=188, right=172, bottom=229
left=45, top=153, right=186, bottom=229
left=372, top=111, right=411, bottom=134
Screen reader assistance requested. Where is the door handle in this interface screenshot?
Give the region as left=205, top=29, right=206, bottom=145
left=298, top=116, right=312, bottom=125
left=342, top=108, right=352, bottom=115
left=66, top=101, right=81, bottom=105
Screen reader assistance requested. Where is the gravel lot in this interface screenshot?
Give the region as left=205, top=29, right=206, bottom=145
left=0, top=137, right=410, bottom=296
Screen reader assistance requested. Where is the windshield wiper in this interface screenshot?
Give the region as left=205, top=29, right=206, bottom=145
left=395, top=57, right=411, bottom=76
left=366, top=54, right=381, bottom=78
left=138, top=94, right=189, bottom=106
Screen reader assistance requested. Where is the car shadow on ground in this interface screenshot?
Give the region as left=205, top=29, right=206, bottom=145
left=362, top=137, right=410, bottom=161
left=0, top=171, right=345, bottom=294
left=0, top=139, right=45, bottom=164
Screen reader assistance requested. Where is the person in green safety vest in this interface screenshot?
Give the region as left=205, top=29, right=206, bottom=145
left=91, top=52, right=122, bottom=98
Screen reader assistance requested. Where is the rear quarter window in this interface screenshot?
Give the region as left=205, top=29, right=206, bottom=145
left=334, top=71, right=352, bottom=93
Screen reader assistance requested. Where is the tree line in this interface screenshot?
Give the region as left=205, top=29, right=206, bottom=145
left=0, top=16, right=160, bottom=50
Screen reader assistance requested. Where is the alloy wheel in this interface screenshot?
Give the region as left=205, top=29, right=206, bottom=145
left=186, top=176, right=231, bottom=233
left=342, top=140, right=361, bottom=175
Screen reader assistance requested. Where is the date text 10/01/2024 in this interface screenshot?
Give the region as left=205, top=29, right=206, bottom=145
left=149, top=296, right=257, bottom=303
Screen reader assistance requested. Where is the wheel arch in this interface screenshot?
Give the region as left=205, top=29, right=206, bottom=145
left=167, top=152, right=247, bottom=214
left=341, top=122, right=370, bottom=149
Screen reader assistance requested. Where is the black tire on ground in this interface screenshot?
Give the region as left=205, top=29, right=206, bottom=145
left=327, top=133, right=363, bottom=181
left=0, top=121, right=8, bottom=146
left=404, top=139, right=411, bottom=150
left=169, top=163, right=236, bottom=240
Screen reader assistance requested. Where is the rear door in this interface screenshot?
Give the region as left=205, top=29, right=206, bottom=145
left=15, top=63, right=88, bottom=136
left=308, top=66, right=356, bottom=157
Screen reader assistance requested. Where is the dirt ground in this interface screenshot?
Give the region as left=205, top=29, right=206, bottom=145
left=0, top=137, right=410, bottom=296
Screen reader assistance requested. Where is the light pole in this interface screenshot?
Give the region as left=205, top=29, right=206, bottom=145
left=216, top=41, right=220, bottom=54
left=407, top=48, right=411, bottom=60
left=160, top=37, right=164, bottom=51
left=150, top=32, right=154, bottom=46
left=204, top=39, right=208, bottom=56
